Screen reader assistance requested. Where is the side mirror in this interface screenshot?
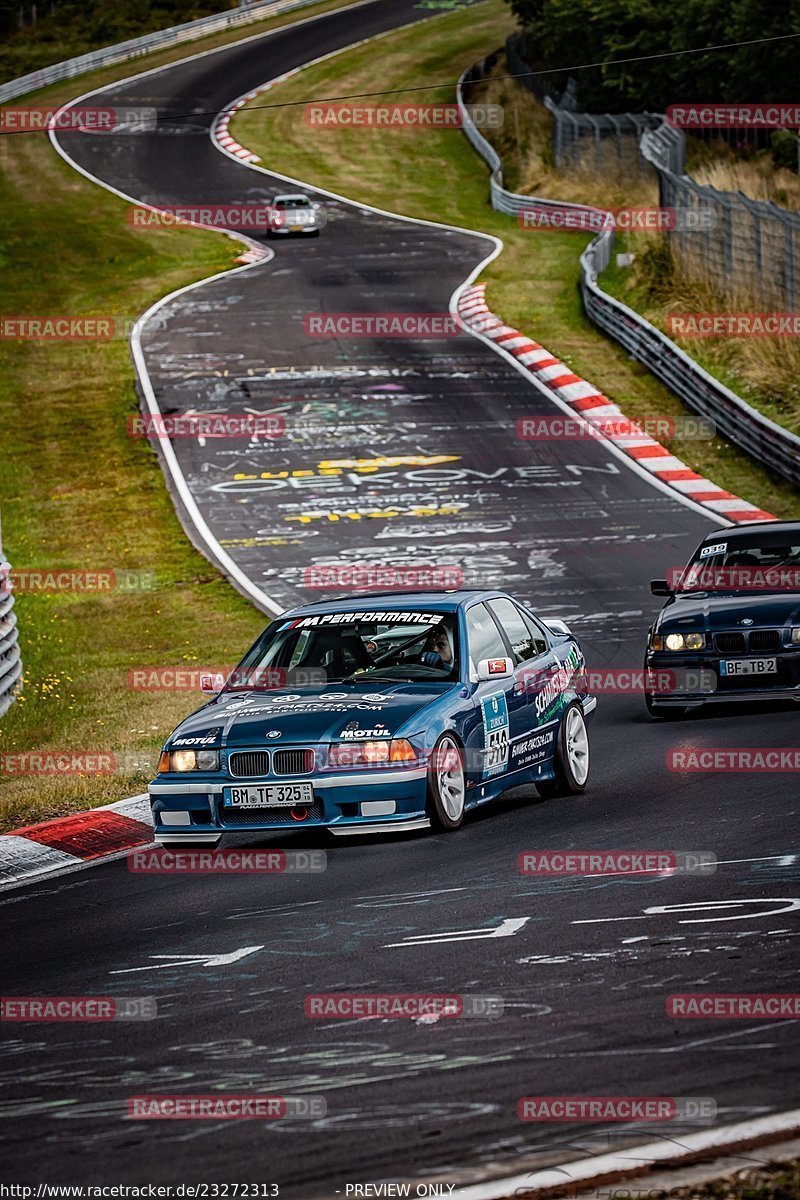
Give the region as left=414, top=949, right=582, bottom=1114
left=200, top=672, right=224, bottom=696
left=476, top=656, right=514, bottom=682
left=650, top=579, right=673, bottom=597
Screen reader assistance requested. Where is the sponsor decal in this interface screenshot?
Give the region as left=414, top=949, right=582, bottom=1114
left=481, top=692, right=510, bottom=778
left=338, top=723, right=391, bottom=740
left=291, top=611, right=441, bottom=627
left=487, top=658, right=508, bottom=674
left=533, top=645, right=583, bottom=721
left=170, top=728, right=222, bottom=749
left=511, top=729, right=553, bottom=770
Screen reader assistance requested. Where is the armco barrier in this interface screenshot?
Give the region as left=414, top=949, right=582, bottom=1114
left=458, top=60, right=800, bottom=488
left=0, top=0, right=330, bottom=104
left=0, top=535, right=22, bottom=720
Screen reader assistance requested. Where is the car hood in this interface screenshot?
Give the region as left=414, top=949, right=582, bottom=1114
left=658, top=591, right=800, bottom=631
left=167, top=682, right=458, bottom=750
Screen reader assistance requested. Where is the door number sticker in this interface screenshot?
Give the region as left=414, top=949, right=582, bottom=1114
left=481, top=692, right=510, bottom=778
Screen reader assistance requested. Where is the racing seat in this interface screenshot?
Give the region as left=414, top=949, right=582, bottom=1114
left=296, top=629, right=373, bottom=677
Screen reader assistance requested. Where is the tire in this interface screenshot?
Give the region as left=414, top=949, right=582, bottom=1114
left=645, top=693, right=687, bottom=720
left=427, top=734, right=466, bottom=831
left=535, top=702, right=589, bottom=799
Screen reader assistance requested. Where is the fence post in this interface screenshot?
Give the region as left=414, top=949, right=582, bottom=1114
left=0, top=512, right=22, bottom=720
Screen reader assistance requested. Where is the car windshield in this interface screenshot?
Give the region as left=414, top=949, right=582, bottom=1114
left=273, top=197, right=311, bottom=209
left=226, top=611, right=460, bottom=689
left=677, top=533, right=800, bottom=593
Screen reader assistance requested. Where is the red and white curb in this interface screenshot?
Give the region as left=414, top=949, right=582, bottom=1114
left=0, top=794, right=154, bottom=887
left=458, top=284, right=775, bottom=524
left=212, top=89, right=266, bottom=164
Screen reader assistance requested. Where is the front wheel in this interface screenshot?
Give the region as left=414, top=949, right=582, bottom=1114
left=535, top=703, right=589, bottom=799
left=427, top=734, right=465, bottom=831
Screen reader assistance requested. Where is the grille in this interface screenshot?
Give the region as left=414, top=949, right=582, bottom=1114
left=273, top=748, right=315, bottom=775
left=221, top=800, right=324, bottom=826
left=229, top=750, right=270, bottom=778
left=715, top=632, right=746, bottom=654
left=749, top=629, right=780, bottom=652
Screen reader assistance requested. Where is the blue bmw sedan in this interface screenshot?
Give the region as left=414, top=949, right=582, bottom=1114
left=149, top=590, right=596, bottom=843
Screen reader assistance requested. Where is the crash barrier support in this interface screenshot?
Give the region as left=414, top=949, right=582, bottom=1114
left=0, top=0, right=333, bottom=104
left=457, top=57, right=800, bottom=487
left=0, top=525, right=22, bottom=720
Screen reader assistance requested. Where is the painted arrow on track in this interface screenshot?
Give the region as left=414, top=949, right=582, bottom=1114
left=384, top=917, right=530, bottom=948
left=110, top=946, right=264, bottom=973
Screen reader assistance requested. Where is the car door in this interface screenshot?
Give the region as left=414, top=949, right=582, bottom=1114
left=462, top=601, right=519, bottom=788
left=486, top=599, right=560, bottom=774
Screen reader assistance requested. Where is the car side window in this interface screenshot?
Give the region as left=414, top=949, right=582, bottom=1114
left=519, top=609, right=549, bottom=656
left=466, top=603, right=509, bottom=669
left=486, top=598, right=537, bottom=664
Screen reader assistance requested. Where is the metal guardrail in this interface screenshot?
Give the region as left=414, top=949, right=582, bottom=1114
left=0, top=0, right=327, bottom=104
left=0, top=538, right=22, bottom=720
left=457, top=60, right=800, bottom=488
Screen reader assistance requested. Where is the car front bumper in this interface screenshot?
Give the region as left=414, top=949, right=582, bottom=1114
left=149, top=766, right=429, bottom=836
left=645, top=649, right=800, bottom=706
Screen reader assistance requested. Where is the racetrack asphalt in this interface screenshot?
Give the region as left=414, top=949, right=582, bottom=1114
left=4, top=0, right=798, bottom=1192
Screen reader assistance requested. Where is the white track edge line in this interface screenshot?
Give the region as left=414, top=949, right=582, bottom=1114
left=450, top=1108, right=800, bottom=1199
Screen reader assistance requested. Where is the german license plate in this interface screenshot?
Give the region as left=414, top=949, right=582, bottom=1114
left=719, top=657, right=777, bottom=677
left=224, top=783, right=313, bottom=807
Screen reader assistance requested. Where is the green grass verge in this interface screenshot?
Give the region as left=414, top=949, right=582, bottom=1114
left=233, top=0, right=800, bottom=523
left=0, top=0, right=359, bottom=832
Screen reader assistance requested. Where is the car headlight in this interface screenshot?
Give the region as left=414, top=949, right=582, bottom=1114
left=652, top=632, right=705, bottom=651
left=792, top=628, right=800, bottom=645
left=328, top=739, right=416, bottom=769
left=162, top=749, right=220, bottom=772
